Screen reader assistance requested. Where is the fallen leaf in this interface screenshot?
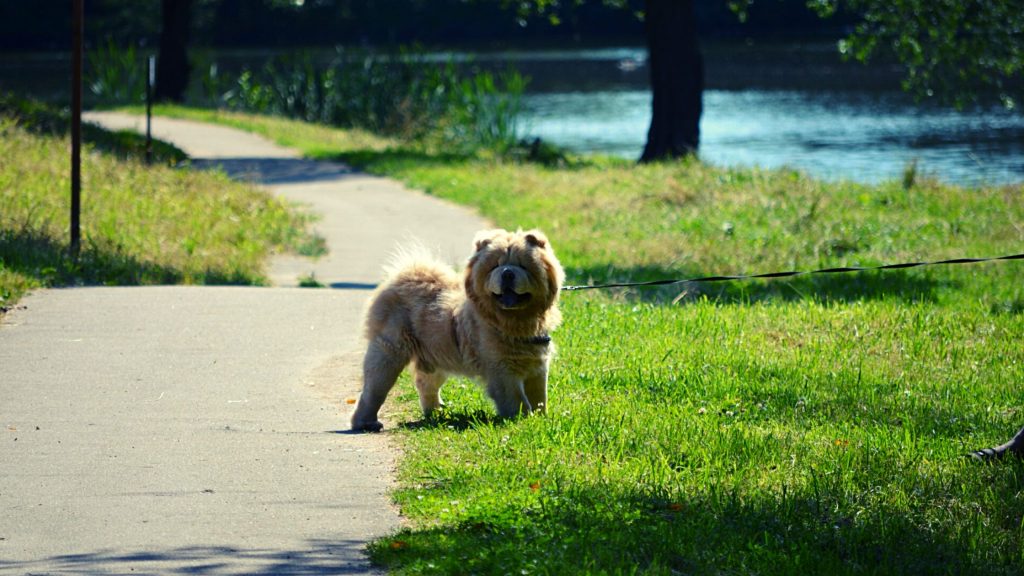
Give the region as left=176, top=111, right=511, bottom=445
left=345, top=398, right=357, bottom=405
left=390, top=540, right=408, bottom=550
left=529, top=481, right=541, bottom=492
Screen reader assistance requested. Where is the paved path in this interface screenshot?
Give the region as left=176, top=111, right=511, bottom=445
left=0, top=113, right=488, bottom=574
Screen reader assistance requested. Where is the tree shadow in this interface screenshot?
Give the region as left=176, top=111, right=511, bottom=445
left=335, top=143, right=592, bottom=173
left=0, top=540, right=379, bottom=575
left=328, top=281, right=378, bottom=290
left=189, top=157, right=356, bottom=185
left=1, top=94, right=187, bottom=164
left=373, top=473, right=1024, bottom=574
left=399, top=407, right=501, bottom=432
left=335, top=148, right=473, bottom=173
left=565, top=263, right=947, bottom=305
left=0, top=227, right=252, bottom=291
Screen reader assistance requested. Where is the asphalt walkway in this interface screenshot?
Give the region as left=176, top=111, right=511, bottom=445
left=0, top=113, right=488, bottom=574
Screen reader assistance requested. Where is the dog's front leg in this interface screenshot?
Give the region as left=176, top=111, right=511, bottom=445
left=414, top=367, right=447, bottom=416
left=486, top=375, right=531, bottom=418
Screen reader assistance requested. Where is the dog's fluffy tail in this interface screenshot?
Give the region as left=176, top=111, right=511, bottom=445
left=381, top=240, right=452, bottom=280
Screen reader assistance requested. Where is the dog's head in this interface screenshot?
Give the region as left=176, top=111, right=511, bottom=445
left=465, top=229, right=564, bottom=333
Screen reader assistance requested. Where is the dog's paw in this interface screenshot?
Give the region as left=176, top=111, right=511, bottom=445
left=351, top=419, right=384, bottom=433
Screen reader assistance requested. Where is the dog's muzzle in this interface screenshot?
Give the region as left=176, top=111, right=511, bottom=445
left=489, top=266, right=533, bottom=309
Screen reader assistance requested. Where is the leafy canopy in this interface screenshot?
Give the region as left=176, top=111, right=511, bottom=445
left=503, top=0, right=1023, bottom=109
left=795, top=0, right=1021, bottom=108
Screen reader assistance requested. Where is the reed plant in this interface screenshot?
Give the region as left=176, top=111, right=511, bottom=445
left=85, top=40, right=149, bottom=106
left=218, top=48, right=527, bottom=151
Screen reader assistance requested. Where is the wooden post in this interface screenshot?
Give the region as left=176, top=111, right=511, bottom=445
left=146, top=55, right=154, bottom=164
left=70, top=0, right=83, bottom=258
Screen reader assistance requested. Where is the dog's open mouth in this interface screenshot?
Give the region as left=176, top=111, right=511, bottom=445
left=494, top=290, right=532, bottom=309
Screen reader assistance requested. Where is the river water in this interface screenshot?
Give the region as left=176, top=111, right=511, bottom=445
left=496, top=46, right=1024, bottom=187
left=521, top=89, right=1024, bottom=186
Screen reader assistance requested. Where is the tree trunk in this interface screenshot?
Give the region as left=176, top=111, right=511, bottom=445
left=639, top=0, right=703, bottom=163
left=154, top=0, right=193, bottom=102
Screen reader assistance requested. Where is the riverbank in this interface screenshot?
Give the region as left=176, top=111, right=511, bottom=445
left=146, top=107, right=1024, bottom=575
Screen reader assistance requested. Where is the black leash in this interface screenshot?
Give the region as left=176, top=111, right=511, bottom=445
left=562, top=252, right=1024, bottom=292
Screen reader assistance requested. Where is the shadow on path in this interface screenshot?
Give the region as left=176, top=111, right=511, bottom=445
left=191, top=157, right=355, bottom=185
left=0, top=541, right=379, bottom=575
left=329, top=282, right=378, bottom=291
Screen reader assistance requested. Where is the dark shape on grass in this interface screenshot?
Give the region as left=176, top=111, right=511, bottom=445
left=969, top=425, right=1024, bottom=462
left=400, top=408, right=500, bottom=432
left=371, top=479, right=1016, bottom=574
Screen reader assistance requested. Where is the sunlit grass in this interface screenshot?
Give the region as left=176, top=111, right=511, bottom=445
left=0, top=101, right=317, bottom=309
left=139, top=108, right=1024, bottom=574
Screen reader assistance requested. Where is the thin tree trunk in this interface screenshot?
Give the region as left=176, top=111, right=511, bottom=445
left=154, top=0, right=193, bottom=102
left=640, top=0, right=703, bottom=162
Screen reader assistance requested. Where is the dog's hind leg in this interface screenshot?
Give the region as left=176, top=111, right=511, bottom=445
left=351, top=337, right=410, bottom=432
left=414, top=365, right=447, bottom=416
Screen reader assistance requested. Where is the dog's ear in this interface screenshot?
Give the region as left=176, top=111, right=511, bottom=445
left=473, top=229, right=503, bottom=252
left=524, top=230, right=548, bottom=249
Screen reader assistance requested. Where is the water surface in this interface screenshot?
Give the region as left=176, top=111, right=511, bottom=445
left=521, top=89, right=1024, bottom=186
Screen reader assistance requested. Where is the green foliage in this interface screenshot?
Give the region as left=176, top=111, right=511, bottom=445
left=297, top=272, right=325, bottom=288
left=212, top=49, right=528, bottom=151
left=810, top=0, right=1023, bottom=109
left=89, top=44, right=529, bottom=152
left=86, top=40, right=150, bottom=106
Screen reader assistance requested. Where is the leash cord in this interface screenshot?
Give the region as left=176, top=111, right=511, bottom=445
left=561, top=253, right=1024, bottom=292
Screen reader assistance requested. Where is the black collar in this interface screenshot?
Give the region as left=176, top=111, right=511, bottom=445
left=520, top=334, right=552, bottom=346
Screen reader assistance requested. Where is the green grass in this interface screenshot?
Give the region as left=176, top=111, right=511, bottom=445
left=0, top=98, right=319, bottom=310
left=137, top=107, right=1024, bottom=574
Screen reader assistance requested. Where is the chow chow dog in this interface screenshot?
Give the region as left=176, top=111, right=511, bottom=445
left=350, top=229, right=564, bottom=432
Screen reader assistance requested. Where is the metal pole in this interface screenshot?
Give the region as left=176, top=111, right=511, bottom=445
left=146, top=55, right=154, bottom=164
left=70, top=0, right=83, bottom=258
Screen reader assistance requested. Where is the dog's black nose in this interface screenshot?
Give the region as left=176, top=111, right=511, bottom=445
left=501, top=268, right=516, bottom=284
